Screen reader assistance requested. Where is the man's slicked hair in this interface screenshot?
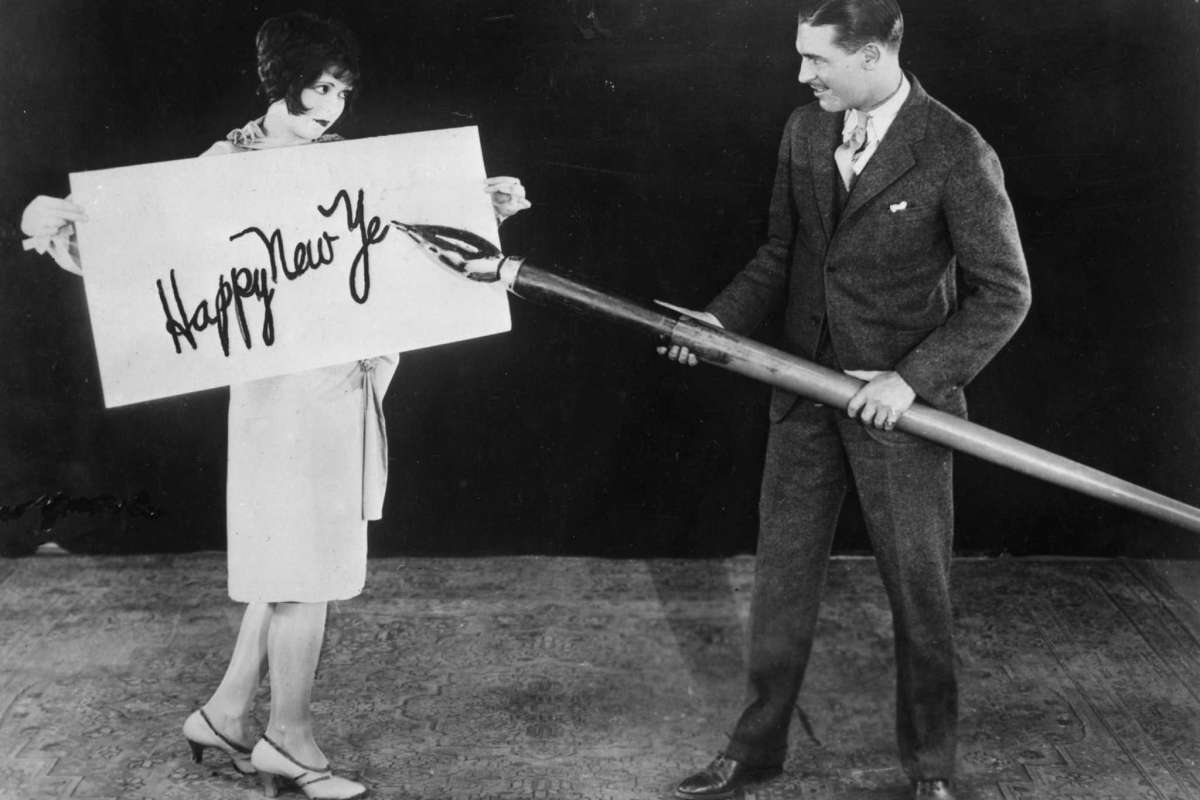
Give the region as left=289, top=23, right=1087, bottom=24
left=799, top=0, right=904, bottom=53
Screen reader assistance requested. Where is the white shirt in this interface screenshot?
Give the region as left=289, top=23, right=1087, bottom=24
left=841, top=74, right=911, bottom=177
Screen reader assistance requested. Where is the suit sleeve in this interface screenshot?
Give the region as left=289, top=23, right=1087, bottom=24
left=895, top=140, right=1032, bottom=406
left=704, top=109, right=801, bottom=334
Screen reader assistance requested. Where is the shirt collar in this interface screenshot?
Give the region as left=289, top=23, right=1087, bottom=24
left=842, top=73, right=911, bottom=143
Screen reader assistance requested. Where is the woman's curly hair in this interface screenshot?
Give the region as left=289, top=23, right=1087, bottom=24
left=255, top=11, right=360, bottom=115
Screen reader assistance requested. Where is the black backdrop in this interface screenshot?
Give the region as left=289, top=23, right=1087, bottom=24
left=1, top=0, right=1197, bottom=558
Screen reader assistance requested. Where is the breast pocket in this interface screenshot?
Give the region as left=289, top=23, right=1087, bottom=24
left=880, top=200, right=939, bottom=223
left=870, top=197, right=944, bottom=256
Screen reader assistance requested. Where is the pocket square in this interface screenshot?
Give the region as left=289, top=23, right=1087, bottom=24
left=889, top=201, right=908, bottom=213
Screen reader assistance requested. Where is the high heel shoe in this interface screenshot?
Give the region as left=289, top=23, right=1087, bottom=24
left=250, top=735, right=367, bottom=799
left=182, top=708, right=256, bottom=775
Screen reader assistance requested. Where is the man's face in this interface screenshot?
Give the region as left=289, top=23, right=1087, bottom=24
left=795, top=23, right=869, bottom=112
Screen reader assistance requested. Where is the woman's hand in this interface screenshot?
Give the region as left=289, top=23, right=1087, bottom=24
left=485, top=177, right=531, bottom=224
left=20, top=195, right=86, bottom=275
left=21, top=195, right=86, bottom=239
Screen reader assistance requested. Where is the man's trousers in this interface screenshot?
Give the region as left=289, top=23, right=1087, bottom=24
left=724, top=398, right=958, bottom=782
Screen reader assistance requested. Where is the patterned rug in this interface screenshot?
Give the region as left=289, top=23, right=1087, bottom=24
left=0, top=555, right=1197, bottom=800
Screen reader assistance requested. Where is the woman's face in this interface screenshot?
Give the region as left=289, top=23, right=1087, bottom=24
left=281, top=70, right=354, bottom=141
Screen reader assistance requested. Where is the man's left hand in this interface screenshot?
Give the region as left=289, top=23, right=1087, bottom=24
left=845, top=370, right=915, bottom=430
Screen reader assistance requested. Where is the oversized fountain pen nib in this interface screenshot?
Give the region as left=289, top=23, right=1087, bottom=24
left=391, top=222, right=505, bottom=282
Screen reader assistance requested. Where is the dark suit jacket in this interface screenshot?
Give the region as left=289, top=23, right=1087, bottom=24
left=707, top=75, right=1031, bottom=420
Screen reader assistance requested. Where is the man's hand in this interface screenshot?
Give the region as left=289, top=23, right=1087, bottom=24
left=654, top=303, right=722, bottom=367
left=845, top=370, right=915, bottom=430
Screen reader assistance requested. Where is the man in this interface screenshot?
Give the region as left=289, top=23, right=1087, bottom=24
left=660, top=1, right=1031, bottom=798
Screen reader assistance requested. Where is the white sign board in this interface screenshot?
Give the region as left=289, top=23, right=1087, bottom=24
left=70, top=126, right=510, bottom=407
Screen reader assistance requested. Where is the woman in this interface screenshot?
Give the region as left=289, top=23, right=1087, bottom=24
left=21, top=11, right=529, bottom=800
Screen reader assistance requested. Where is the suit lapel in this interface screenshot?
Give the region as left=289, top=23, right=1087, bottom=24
left=809, top=112, right=842, bottom=242
left=841, top=75, right=929, bottom=223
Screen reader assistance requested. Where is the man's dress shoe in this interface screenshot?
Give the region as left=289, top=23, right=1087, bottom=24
left=914, top=779, right=955, bottom=799
left=674, top=753, right=783, bottom=799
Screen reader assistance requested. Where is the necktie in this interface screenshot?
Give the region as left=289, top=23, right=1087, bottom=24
left=836, top=114, right=871, bottom=191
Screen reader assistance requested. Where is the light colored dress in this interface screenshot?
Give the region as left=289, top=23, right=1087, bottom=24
left=209, top=121, right=399, bottom=603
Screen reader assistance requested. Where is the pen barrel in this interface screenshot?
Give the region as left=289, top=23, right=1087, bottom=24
left=504, top=259, right=1200, bottom=535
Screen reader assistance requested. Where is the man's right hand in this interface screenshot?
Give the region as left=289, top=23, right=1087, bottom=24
left=654, top=302, right=722, bottom=367
left=658, top=343, right=701, bottom=366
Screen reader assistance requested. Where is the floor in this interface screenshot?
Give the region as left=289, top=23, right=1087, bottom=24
left=0, top=554, right=1197, bottom=800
